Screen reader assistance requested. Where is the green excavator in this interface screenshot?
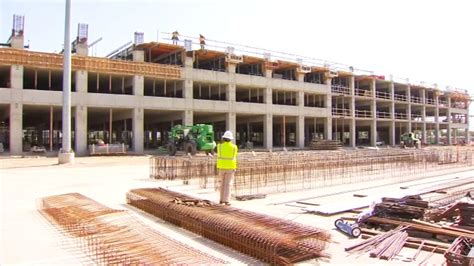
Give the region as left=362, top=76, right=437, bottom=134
left=400, top=132, right=421, bottom=149
left=166, top=124, right=216, bottom=156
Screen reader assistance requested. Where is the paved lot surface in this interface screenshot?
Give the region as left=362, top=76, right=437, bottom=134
left=1, top=155, right=472, bottom=265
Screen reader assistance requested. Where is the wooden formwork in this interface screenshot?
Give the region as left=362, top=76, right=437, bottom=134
left=0, top=47, right=181, bottom=79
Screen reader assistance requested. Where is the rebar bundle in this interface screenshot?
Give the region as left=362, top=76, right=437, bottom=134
left=39, top=193, right=225, bottom=265
left=126, top=188, right=332, bottom=265
left=346, top=226, right=410, bottom=260
left=149, top=147, right=474, bottom=198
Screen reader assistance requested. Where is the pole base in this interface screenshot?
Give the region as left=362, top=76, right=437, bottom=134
left=58, top=151, right=75, bottom=164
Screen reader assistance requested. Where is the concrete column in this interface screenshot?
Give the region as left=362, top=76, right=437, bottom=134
left=407, top=86, right=412, bottom=131
left=447, top=126, right=452, bottom=145
left=133, top=108, right=144, bottom=153
left=265, top=87, right=272, bottom=104
left=75, top=70, right=88, bottom=93
left=264, top=67, right=272, bottom=78
left=10, top=65, right=23, bottom=89
left=74, top=106, right=87, bottom=156
left=453, top=129, right=457, bottom=144
left=226, top=113, right=236, bottom=140
left=349, top=76, right=355, bottom=117
left=182, top=110, right=193, bottom=126
left=296, top=115, right=304, bottom=148
left=264, top=114, right=273, bottom=150
left=133, top=75, right=144, bottom=96
left=9, top=103, right=23, bottom=155
left=228, top=84, right=236, bottom=102
left=226, top=63, right=236, bottom=73
left=390, top=121, right=396, bottom=146
left=421, top=123, right=427, bottom=144
left=296, top=72, right=305, bottom=82
left=10, top=35, right=24, bottom=49
left=421, top=89, right=426, bottom=104
left=75, top=43, right=88, bottom=56
left=370, top=79, right=377, bottom=146
left=390, top=82, right=395, bottom=120
left=371, top=120, right=377, bottom=147
left=465, top=128, right=470, bottom=144
left=325, top=117, right=332, bottom=140
left=132, top=50, right=145, bottom=62
left=298, top=91, right=304, bottom=106
left=350, top=118, right=356, bottom=147
left=183, top=79, right=193, bottom=99
left=434, top=94, right=440, bottom=144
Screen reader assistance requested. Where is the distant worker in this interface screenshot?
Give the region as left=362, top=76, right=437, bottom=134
left=199, top=34, right=206, bottom=50
left=172, top=30, right=179, bottom=45
left=217, top=130, right=238, bottom=205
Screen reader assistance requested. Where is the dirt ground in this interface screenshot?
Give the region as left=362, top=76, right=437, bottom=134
left=1, top=154, right=472, bottom=265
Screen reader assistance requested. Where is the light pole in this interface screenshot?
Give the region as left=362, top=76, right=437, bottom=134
left=58, top=0, right=75, bottom=164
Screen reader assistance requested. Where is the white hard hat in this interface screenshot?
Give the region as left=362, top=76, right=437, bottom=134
left=222, top=130, right=234, bottom=140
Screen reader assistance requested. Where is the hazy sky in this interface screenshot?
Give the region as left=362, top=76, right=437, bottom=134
left=1, top=0, right=473, bottom=129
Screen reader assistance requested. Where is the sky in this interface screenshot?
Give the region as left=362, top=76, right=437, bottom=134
left=1, top=0, right=473, bottom=129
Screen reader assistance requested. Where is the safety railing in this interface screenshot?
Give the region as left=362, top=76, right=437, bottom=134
left=410, top=96, right=423, bottom=104
left=332, top=107, right=351, bottom=117
left=425, top=98, right=436, bottom=105
left=394, top=94, right=408, bottom=102
left=376, top=111, right=391, bottom=119
left=375, top=91, right=391, bottom=100
left=438, top=100, right=448, bottom=107
left=394, top=112, right=408, bottom=120
left=331, top=85, right=351, bottom=95
left=355, top=109, right=372, bottom=118
left=411, top=114, right=423, bottom=121
left=355, top=89, right=373, bottom=97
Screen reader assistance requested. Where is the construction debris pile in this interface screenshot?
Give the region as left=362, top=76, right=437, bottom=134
left=38, top=193, right=225, bottom=264
left=150, top=147, right=474, bottom=198
left=349, top=176, right=474, bottom=264
left=127, top=187, right=332, bottom=265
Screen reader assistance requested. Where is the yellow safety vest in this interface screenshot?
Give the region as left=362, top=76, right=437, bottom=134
left=217, top=142, right=238, bottom=170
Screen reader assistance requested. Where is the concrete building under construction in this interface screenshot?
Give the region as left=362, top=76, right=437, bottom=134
left=0, top=18, right=471, bottom=155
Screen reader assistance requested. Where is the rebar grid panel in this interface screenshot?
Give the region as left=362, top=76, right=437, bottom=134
left=150, top=147, right=474, bottom=197
left=127, top=188, right=332, bottom=265
left=39, top=193, right=226, bottom=265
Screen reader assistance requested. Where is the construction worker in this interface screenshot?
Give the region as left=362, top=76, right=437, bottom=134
left=171, top=30, right=179, bottom=45
left=217, top=130, right=238, bottom=205
left=199, top=34, right=206, bottom=50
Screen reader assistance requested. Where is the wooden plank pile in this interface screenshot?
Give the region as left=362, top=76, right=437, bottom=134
left=374, top=196, right=427, bottom=220
left=309, top=139, right=342, bottom=150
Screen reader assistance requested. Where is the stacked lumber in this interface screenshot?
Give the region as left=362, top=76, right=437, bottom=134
left=309, top=139, right=342, bottom=150
left=374, top=196, right=428, bottom=220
